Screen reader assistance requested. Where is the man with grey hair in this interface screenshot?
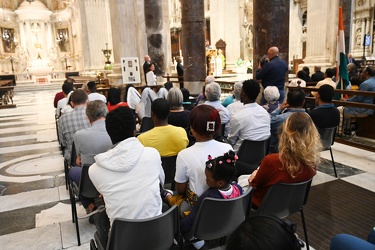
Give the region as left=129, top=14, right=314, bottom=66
left=227, top=81, right=244, bottom=117
left=68, top=100, right=113, bottom=218
left=204, top=82, right=230, bottom=135
left=311, top=66, right=325, bottom=82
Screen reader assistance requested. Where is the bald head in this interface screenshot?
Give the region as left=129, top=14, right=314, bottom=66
left=267, top=47, right=279, bottom=59
left=144, top=55, right=150, bottom=62
left=205, top=75, right=216, bottom=84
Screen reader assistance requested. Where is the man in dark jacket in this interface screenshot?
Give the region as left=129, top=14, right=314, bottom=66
left=256, top=46, right=288, bottom=104
left=176, top=56, right=184, bottom=88
left=311, top=66, right=325, bottom=82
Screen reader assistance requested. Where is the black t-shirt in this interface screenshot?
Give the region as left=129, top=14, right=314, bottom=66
left=309, top=106, right=340, bottom=128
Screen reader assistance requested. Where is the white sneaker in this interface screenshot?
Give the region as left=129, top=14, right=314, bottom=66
left=192, top=239, right=205, bottom=249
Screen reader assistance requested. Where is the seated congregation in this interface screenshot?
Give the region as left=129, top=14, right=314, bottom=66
left=55, top=70, right=374, bottom=249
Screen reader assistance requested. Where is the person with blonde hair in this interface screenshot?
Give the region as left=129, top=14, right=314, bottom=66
left=248, top=112, right=321, bottom=208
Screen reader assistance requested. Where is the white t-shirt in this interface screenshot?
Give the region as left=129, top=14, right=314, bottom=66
left=228, top=102, right=271, bottom=151
left=88, top=92, right=107, bottom=103
left=146, top=71, right=156, bottom=86
left=175, top=139, right=233, bottom=196
left=56, top=97, right=68, bottom=116
left=227, top=100, right=244, bottom=118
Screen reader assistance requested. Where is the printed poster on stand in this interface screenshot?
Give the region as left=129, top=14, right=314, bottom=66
left=121, top=57, right=141, bottom=84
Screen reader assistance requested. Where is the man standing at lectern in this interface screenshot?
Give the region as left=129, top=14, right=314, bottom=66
left=256, top=46, right=288, bottom=105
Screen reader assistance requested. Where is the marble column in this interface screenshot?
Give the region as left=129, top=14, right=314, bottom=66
left=371, top=15, right=375, bottom=55
left=78, top=0, right=111, bottom=71
left=180, top=0, right=206, bottom=95
left=253, top=0, right=290, bottom=68
left=46, top=22, right=53, bottom=53
left=25, top=21, right=34, bottom=59
left=41, top=23, right=48, bottom=57
left=144, top=0, right=165, bottom=75
left=107, top=0, right=147, bottom=85
left=210, top=0, right=241, bottom=70
left=18, top=21, right=26, bottom=52
left=300, top=0, right=339, bottom=69
left=289, top=0, right=304, bottom=61
left=361, top=18, right=365, bottom=48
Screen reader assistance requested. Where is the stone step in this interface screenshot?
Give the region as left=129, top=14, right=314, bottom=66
left=14, top=82, right=62, bottom=92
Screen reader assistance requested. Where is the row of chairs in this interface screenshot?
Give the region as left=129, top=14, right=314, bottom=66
left=62, top=133, right=335, bottom=248
left=69, top=164, right=99, bottom=246
left=56, top=110, right=89, bottom=247
left=63, top=141, right=89, bottom=246
left=90, top=189, right=252, bottom=250
left=89, top=178, right=313, bottom=250
left=60, top=120, right=328, bottom=249
left=64, top=139, right=313, bottom=248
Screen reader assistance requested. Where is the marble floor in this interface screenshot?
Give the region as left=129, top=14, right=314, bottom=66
left=0, top=83, right=374, bottom=250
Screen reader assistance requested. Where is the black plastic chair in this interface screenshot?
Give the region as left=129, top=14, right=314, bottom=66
left=93, top=205, right=179, bottom=250
left=55, top=114, right=63, bottom=151
left=183, top=188, right=253, bottom=247
left=64, top=142, right=77, bottom=190
left=251, top=179, right=312, bottom=250
left=139, top=117, right=154, bottom=133
left=161, top=155, right=177, bottom=190
left=213, top=123, right=228, bottom=143
left=318, top=127, right=337, bottom=178
left=235, top=137, right=270, bottom=177
left=237, top=137, right=270, bottom=165
left=69, top=164, right=100, bottom=246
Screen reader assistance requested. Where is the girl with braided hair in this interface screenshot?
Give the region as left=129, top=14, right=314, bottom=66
left=179, top=150, right=243, bottom=235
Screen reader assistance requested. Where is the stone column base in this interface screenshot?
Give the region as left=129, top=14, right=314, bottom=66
left=107, top=73, right=123, bottom=87
left=107, top=63, right=123, bottom=87
left=184, top=81, right=204, bottom=96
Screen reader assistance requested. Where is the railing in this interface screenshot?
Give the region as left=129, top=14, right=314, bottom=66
left=288, top=85, right=375, bottom=152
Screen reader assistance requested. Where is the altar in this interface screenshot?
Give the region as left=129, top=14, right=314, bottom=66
left=27, top=57, right=54, bottom=84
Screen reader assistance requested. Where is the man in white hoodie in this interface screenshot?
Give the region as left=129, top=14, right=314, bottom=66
left=89, top=106, right=165, bottom=247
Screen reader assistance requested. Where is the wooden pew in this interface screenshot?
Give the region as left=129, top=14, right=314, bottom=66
left=288, top=86, right=375, bottom=151
left=68, top=76, right=97, bottom=89
left=162, top=75, right=183, bottom=84
left=0, top=75, right=16, bottom=86
left=0, top=79, right=13, bottom=86
left=97, top=87, right=110, bottom=99
left=0, top=86, right=15, bottom=108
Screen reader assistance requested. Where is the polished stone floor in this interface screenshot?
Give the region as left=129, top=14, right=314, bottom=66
left=0, top=83, right=374, bottom=249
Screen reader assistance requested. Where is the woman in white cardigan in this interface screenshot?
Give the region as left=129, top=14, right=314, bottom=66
left=146, top=62, right=157, bottom=86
